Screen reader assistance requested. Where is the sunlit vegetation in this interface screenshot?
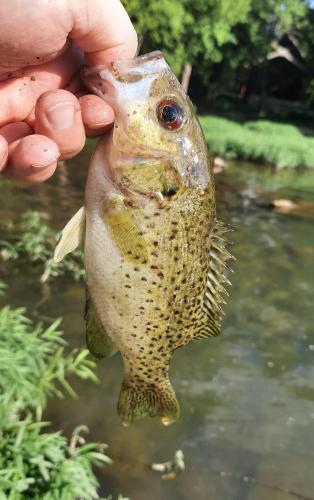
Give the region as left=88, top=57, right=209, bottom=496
left=0, top=299, right=116, bottom=499
left=123, top=0, right=307, bottom=87
left=200, top=116, right=314, bottom=169
left=0, top=210, right=84, bottom=283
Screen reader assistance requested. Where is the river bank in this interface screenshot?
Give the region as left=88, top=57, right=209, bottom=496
left=200, top=116, right=314, bottom=170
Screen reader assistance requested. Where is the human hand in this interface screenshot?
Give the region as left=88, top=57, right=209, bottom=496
left=0, top=0, right=137, bottom=183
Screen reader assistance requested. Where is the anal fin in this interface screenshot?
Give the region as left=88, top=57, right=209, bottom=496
left=85, top=289, right=117, bottom=359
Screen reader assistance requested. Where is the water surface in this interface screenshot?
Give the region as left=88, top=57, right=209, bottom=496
left=1, top=148, right=314, bottom=500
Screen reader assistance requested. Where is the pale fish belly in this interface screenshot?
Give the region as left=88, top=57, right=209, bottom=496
left=85, top=188, right=214, bottom=361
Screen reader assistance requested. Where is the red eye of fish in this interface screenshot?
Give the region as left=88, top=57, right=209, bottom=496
left=157, top=100, right=184, bottom=130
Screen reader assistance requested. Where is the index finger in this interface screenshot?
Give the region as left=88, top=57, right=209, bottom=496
left=70, top=0, right=138, bottom=66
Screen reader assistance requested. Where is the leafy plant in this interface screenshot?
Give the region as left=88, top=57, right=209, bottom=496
left=200, top=115, right=314, bottom=169
left=0, top=210, right=84, bottom=283
left=123, top=0, right=308, bottom=91
left=0, top=303, right=112, bottom=499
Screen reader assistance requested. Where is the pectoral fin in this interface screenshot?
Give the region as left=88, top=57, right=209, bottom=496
left=105, top=208, right=148, bottom=264
left=54, top=206, right=85, bottom=262
left=85, top=289, right=117, bottom=359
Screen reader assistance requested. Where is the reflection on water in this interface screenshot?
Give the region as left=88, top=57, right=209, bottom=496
left=1, top=146, right=314, bottom=500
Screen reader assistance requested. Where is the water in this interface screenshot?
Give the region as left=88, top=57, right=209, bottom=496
left=1, top=146, right=314, bottom=500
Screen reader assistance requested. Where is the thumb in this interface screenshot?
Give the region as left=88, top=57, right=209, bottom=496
left=70, top=0, right=138, bottom=66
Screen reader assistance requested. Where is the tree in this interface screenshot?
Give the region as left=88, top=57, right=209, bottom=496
left=122, top=0, right=310, bottom=94
left=123, top=0, right=251, bottom=78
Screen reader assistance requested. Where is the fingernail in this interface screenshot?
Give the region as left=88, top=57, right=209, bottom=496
left=92, top=121, right=112, bottom=129
left=31, top=157, right=59, bottom=169
left=46, top=101, right=75, bottom=130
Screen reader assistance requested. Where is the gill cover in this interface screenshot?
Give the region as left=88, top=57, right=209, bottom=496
left=82, top=51, right=211, bottom=192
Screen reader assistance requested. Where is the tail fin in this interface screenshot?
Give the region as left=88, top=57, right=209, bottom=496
left=118, top=377, right=180, bottom=426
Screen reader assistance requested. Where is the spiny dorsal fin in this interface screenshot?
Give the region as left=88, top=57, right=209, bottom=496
left=196, top=220, right=234, bottom=339
left=54, top=206, right=85, bottom=263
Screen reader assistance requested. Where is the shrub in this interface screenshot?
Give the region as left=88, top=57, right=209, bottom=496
left=0, top=303, right=112, bottom=499
left=199, top=116, right=314, bottom=169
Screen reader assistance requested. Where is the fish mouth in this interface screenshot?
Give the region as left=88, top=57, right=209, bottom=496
left=112, top=51, right=167, bottom=81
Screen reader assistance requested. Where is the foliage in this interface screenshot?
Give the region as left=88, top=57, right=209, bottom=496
left=305, top=79, right=314, bottom=106
left=0, top=280, right=6, bottom=296
left=0, top=211, right=84, bottom=283
left=200, top=115, right=314, bottom=168
left=123, top=0, right=251, bottom=77
left=294, top=6, right=314, bottom=80
left=218, top=0, right=307, bottom=86
left=123, top=0, right=309, bottom=89
left=0, top=304, right=112, bottom=499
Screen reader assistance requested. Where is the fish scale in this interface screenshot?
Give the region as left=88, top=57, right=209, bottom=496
left=54, top=51, right=233, bottom=426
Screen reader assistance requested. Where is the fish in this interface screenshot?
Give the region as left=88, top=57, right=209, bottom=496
left=54, top=51, right=232, bottom=426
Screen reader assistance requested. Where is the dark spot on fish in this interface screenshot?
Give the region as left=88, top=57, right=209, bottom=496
left=162, top=186, right=177, bottom=197
left=151, top=265, right=158, bottom=270
left=125, top=274, right=130, bottom=278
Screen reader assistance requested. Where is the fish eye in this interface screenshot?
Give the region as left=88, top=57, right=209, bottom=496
left=157, top=100, right=185, bottom=130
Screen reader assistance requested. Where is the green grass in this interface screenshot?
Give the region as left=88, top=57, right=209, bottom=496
left=199, top=116, right=314, bottom=169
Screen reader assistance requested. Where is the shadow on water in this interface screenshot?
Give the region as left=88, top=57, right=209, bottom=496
left=1, top=143, right=314, bottom=500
